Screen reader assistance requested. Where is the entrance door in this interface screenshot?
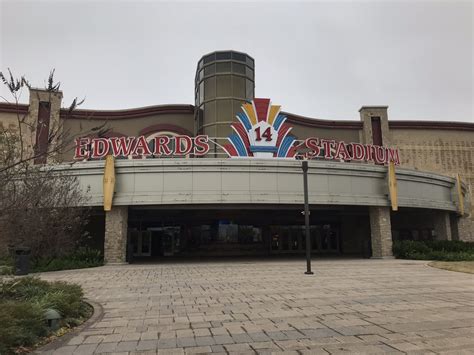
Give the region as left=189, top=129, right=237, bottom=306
left=148, top=227, right=181, bottom=256
left=269, top=224, right=340, bottom=254
left=130, top=231, right=152, bottom=257
left=319, top=224, right=339, bottom=253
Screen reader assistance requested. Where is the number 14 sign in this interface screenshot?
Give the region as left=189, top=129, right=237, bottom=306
left=223, top=98, right=297, bottom=158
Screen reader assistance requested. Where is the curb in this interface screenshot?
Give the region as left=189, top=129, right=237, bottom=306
left=34, top=299, right=104, bottom=353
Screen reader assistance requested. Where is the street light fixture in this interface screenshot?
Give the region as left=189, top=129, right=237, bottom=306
left=302, top=160, right=314, bottom=275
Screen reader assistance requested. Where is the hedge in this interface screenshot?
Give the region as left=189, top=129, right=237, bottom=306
left=393, top=240, right=474, bottom=261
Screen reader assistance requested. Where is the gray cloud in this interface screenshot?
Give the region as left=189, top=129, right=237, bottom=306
left=1, top=0, right=472, bottom=122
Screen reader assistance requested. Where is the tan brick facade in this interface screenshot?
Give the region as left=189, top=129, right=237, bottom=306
left=390, top=128, right=473, bottom=241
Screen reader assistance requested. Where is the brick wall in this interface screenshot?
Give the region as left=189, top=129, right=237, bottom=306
left=390, top=128, right=474, bottom=241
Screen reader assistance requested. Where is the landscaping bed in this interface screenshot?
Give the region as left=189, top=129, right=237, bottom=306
left=0, top=277, right=92, bottom=354
left=393, top=240, right=474, bottom=261
left=0, top=247, right=103, bottom=275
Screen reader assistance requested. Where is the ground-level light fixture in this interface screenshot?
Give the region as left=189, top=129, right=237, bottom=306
left=44, top=308, right=61, bottom=330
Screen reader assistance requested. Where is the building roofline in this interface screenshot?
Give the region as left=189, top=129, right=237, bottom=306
left=283, top=111, right=363, bottom=129
left=0, top=102, right=29, bottom=114
left=1, top=102, right=473, bottom=131
left=388, top=120, right=474, bottom=131
left=60, top=104, right=195, bottom=119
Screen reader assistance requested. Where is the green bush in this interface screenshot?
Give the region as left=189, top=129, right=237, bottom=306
left=0, top=301, right=47, bottom=354
left=70, top=247, right=102, bottom=264
left=0, top=277, right=89, bottom=354
left=32, top=247, right=103, bottom=273
left=393, top=240, right=474, bottom=261
left=0, top=278, right=84, bottom=318
left=0, top=255, right=13, bottom=275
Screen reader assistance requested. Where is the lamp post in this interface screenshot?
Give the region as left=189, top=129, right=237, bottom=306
left=302, top=160, right=314, bottom=275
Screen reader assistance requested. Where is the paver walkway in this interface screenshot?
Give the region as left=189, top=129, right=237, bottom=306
left=37, top=259, right=474, bottom=354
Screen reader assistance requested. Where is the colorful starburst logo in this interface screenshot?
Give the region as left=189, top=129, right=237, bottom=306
left=223, top=98, right=297, bottom=158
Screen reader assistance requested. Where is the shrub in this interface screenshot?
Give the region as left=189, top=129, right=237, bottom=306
left=0, top=301, right=47, bottom=354
left=0, top=255, right=13, bottom=275
left=0, top=278, right=84, bottom=317
left=393, top=240, right=474, bottom=261
left=0, top=277, right=52, bottom=301
left=0, top=277, right=89, bottom=354
left=31, top=247, right=103, bottom=273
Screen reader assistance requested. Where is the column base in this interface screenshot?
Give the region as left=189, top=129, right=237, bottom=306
left=104, top=262, right=129, bottom=266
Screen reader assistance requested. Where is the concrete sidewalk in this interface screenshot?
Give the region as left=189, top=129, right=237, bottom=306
left=37, top=259, right=474, bottom=354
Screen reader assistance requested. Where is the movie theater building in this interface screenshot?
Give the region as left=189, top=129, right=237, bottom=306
left=0, top=50, right=472, bottom=263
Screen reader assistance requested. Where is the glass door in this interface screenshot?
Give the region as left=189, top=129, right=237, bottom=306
left=140, top=231, right=151, bottom=256
left=320, top=224, right=339, bottom=253
left=148, top=227, right=181, bottom=256
left=130, top=231, right=152, bottom=257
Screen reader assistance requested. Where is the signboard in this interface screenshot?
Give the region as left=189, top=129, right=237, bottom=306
left=75, top=135, right=210, bottom=159
left=222, top=99, right=296, bottom=158
left=74, top=98, right=400, bottom=165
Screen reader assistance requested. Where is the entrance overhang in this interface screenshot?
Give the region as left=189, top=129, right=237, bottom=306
left=53, top=159, right=467, bottom=212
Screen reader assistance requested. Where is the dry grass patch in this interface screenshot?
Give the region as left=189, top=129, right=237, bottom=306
left=429, top=261, right=474, bottom=274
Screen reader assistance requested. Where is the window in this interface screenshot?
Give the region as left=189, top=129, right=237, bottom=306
left=246, top=66, right=254, bottom=80
left=203, top=53, right=215, bottom=64
left=204, top=77, right=216, bottom=100
left=216, top=62, right=231, bottom=73
left=199, top=82, right=204, bottom=104
left=204, top=101, right=216, bottom=123
left=217, top=99, right=232, bottom=121
left=233, top=62, right=245, bottom=75
left=233, top=76, right=245, bottom=98
left=246, top=56, right=255, bottom=67
left=216, top=75, right=232, bottom=96
left=204, top=64, right=215, bottom=76
left=232, top=52, right=246, bottom=62
left=246, top=79, right=254, bottom=99
left=216, top=52, right=231, bottom=60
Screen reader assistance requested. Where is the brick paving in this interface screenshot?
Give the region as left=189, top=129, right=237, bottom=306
left=36, top=259, right=474, bottom=354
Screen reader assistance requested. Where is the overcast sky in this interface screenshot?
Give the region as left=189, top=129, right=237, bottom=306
left=1, top=0, right=472, bottom=122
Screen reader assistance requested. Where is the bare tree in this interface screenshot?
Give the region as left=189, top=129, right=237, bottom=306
left=0, top=69, right=105, bottom=259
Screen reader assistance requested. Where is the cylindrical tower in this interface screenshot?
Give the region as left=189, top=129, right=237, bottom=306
left=194, top=50, right=255, bottom=138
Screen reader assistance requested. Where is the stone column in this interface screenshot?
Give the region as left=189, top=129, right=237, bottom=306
left=434, top=211, right=452, bottom=241
left=359, top=106, right=390, bottom=146
left=28, top=88, right=63, bottom=164
left=369, top=206, right=393, bottom=258
left=104, top=206, right=128, bottom=264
